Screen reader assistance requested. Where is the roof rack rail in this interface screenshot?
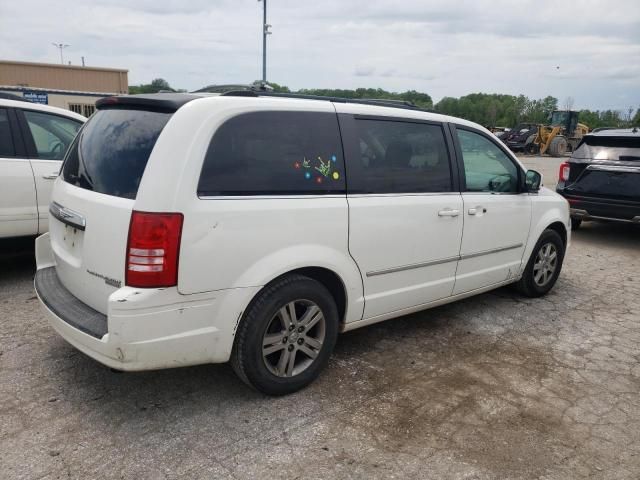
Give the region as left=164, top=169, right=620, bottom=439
left=218, top=90, right=432, bottom=113
left=193, top=81, right=274, bottom=94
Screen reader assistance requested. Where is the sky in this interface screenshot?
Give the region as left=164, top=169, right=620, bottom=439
left=1, top=0, right=639, bottom=111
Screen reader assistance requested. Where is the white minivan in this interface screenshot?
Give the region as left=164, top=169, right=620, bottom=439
left=35, top=91, right=570, bottom=394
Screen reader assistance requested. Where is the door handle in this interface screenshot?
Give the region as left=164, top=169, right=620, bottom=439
left=43, top=172, right=59, bottom=180
left=438, top=209, right=460, bottom=217
left=468, top=207, right=488, bottom=215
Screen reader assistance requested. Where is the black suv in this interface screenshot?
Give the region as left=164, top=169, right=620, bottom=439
left=556, top=128, right=640, bottom=230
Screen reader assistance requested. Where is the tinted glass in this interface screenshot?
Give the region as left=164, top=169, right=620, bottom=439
left=458, top=129, right=519, bottom=193
left=0, top=109, right=15, bottom=157
left=198, top=111, right=345, bottom=196
left=23, top=110, right=82, bottom=160
left=62, top=109, right=171, bottom=199
left=350, top=119, right=451, bottom=193
left=573, top=135, right=640, bottom=161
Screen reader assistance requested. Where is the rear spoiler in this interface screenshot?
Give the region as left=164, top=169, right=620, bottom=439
left=96, top=93, right=200, bottom=113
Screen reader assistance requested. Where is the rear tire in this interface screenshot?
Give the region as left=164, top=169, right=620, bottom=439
left=571, top=218, right=582, bottom=231
left=516, top=229, right=565, bottom=298
left=230, top=274, right=339, bottom=395
left=524, top=141, right=539, bottom=155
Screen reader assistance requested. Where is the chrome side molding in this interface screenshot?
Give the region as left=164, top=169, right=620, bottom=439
left=366, top=255, right=460, bottom=277
left=49, top=202, right=86, bottom=231
left=459, top=243, right=523, bottom=260
left=366, top=243, right=523, bottom=277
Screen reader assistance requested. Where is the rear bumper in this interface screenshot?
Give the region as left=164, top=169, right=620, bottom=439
left=35, top=267, right=108, bottom=338
left=35, top=233, right=260, bottom=371
left=556, top=190, right=640, bottom=224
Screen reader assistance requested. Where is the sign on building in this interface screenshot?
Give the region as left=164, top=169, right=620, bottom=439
left=23, top=91, right=48, bottom=104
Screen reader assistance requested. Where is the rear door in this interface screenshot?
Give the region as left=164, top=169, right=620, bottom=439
left=17, top=109, right=83, bottom=233
left=50, top=107, right=172, bottom=313
left=0, top=107, right=38, bottom=238
left=340, top=113, right=463, bottom=319
left=452, top=126, right=531, bottom=295
left=181, top=107, right=350, bottom=296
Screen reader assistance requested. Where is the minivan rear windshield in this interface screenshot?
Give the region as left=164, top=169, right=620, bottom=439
left=62, top=109, right=171, bottom=199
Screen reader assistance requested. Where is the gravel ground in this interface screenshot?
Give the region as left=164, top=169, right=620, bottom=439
left=1, top=157, right=639, bottom=479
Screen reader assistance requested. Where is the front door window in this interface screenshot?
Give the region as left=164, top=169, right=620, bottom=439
left=458, top=129, right=519, bottom=193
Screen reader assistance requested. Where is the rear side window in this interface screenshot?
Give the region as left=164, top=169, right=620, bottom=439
left=349, top=119, right=452, bottom=194
left=62, top=109, right=171, bottom=199
left=197, top=111, right=345, bottom=196
left=0, top=109, right=15, bottom=157
left=23, top=110, right=82, bottom=160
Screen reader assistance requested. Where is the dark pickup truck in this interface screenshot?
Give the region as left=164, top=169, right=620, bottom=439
left=556, top=128, right=640, bottom=230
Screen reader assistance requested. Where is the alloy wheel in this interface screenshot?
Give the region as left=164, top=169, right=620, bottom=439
left=262, top=299, right=326, bottom=377
left=533, top=242, right=558, bottom=287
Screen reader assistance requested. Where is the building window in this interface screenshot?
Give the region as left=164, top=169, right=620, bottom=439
left=69, top=103, right=96, bottom=117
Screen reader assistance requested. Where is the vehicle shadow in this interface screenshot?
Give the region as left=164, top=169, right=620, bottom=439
left=572, top=221, right=639, bottom=251
left=45, top=281, right=522, bottom=411
left=0, top=237, right=35, bottom=282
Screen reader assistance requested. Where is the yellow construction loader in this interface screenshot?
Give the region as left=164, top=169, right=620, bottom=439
left=529, top=111, right=589, bottom=157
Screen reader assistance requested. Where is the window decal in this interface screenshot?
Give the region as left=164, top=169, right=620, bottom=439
left=293, top=155, right=341, bottom=183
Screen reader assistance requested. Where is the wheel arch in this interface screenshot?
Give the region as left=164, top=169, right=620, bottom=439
left=523, top=199, right=570, bottom=269
left=546, top=221, right=567, bottom=247
left=268, top=267, right=348, bottom=325
left=230, top=245, right=365, bottom=325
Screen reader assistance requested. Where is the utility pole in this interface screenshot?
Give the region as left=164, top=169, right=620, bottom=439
left=258, top=0, right=272, bottom=83
left=51, top=43, right=70, bottom=65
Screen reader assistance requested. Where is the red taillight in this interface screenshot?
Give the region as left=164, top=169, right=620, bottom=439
left=126, top=211, right=183, bottom=288
left=559, top=162, right=570, bottom=182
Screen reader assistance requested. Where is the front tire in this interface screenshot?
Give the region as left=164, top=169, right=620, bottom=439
left=548, top=136, right=568, bottom=157
left=516, top=229, right=565, bottom=297
left=230, top=274, right=339, bottom=395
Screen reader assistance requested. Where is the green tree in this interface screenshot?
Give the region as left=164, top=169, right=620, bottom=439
left=297, top=87, right=433, bottom=109
left=267, top=82, right=291, bottom=93
left=129, top=78, right=175, bottom=94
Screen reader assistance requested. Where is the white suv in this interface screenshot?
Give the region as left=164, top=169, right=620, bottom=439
left=0, top=97, right=85, bottom=238
left=35, top=92, right=570, bottom=395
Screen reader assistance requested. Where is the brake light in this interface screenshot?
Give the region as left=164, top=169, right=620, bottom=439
left=126, top=211, right=183, bottom=288
left=559, top=162, right=570, bottom=182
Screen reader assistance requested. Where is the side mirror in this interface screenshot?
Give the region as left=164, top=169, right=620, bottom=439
left=525, top=170, right=542, bottom=192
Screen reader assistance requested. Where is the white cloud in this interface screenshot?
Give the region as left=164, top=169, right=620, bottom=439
left=0, top=0, right=638, bottom=110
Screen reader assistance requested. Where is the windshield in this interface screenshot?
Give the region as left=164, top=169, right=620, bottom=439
left=550, top=111, right=569, bottom=127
